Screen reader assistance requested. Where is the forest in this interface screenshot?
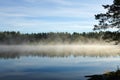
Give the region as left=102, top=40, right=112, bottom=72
left=0, top=31, right=120, bottom=45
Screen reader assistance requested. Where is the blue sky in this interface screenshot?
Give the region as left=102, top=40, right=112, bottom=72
left=0, top=0, right=113, bottom=33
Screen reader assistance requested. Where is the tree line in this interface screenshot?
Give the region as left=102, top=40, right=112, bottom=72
left=0, top=31, right=120, bottom=44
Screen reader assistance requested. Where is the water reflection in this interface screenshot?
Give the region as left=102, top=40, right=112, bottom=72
left=0, top=52, right=120, bottom=59
left=0, top=56, right=120, bottom=80
left=0, top=45, right=120, bottom=80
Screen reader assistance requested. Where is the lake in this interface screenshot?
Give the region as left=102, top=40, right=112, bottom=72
left=0, top=45, right=120, bottom=80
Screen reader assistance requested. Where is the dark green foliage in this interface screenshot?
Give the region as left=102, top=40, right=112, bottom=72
left=0, top=31, right=104, bottom=44
left=0, top=31, right=120, bottom=44
left=94, top=0, right=120, bottom=30
left=102, top=31, right=120, bottom=44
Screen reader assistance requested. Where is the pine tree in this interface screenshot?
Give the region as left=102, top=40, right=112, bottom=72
left=94, top=0, right=120, bottom=31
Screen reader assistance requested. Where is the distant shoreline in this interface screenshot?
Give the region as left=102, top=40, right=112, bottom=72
left=0, top=31, right=120, bottom=45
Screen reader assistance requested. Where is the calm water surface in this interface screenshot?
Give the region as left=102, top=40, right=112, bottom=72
left=0, top=55, right=120, bottom=80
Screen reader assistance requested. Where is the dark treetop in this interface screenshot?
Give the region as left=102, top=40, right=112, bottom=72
left=94, top=0, right=120, bottom=30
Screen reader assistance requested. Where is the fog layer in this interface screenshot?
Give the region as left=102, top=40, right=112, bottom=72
left=0, top=44, right=120, bottom=58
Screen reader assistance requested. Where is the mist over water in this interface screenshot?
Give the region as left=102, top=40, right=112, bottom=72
left=0, top=44, right=120, bottom=58
left=0, top=43, right=120, bottom=80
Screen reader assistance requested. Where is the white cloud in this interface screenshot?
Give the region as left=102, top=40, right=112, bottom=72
left=0, top=4, right=103, bottom=18
left=0, top=0, right=113, bottom=33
